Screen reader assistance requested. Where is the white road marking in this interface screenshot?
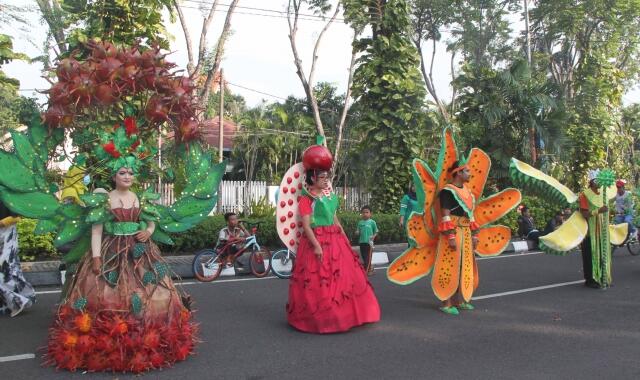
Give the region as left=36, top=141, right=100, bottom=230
left=477, top=251, right=544, bottom=260
left=33, top=250, right=548, bottom=296
left=0, top=353, right=35, bottom=363
left=472, top=280, right=584, bottom=300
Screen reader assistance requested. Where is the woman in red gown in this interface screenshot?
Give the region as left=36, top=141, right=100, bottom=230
left=286, top=145, right=380, bottom=333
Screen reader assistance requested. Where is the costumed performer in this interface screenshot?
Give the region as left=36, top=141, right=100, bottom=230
left=387, top=128, right=521, bottom=315
left=510, top=161, right=627, bottom=289
left=277, top=137, right=380, bottom=333
left=0, top=202, right=35, bottom=317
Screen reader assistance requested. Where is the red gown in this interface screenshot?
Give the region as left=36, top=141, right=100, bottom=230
left=46, top=207, right=196, bottom=372
left=286, top=193, right=380, bottom=333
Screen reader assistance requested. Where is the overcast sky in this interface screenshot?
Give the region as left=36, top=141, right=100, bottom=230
left=3, top=0, right=638, bottom=108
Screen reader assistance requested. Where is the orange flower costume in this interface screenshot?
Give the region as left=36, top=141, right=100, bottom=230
left=387, top=128, right=521, bottom=302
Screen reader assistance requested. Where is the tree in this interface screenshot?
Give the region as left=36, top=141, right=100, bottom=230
left=530, top=0, right=640, bottom=100
left=343, top=0, right=431, bottom=212
left=529, top=0, right=640, bottom=186
left=36, top=0, right=174, bottom=59
left=286, top=0, right=358, bottom=169
left=174, top=0, right=241, bottom=109
left=0, top=34, right=39, bottom=137
left=408, top=0, right=455, bottom=120
left=455, top=59, right=565, bottom=185
left=621, top=104, right=640, bottom=184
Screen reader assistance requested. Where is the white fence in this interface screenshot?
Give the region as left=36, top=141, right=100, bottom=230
left=154, top=181, right=370, bottom=213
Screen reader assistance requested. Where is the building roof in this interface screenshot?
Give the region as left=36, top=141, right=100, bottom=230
left=201, top=118, right=238, bottom=151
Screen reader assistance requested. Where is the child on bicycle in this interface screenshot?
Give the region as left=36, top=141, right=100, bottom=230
left=218, top=212, right=249, bottom=267
left=355, top=205, right=378, bottom=275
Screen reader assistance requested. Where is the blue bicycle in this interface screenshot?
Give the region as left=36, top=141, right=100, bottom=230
left=192, top=221, right=271, bottom=282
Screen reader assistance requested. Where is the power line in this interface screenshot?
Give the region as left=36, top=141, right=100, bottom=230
left=18, top=80, right=354, bottom=119
left=225, top=80, right=353, bottom=118
left=178, top=2, right=343, bottom=23
left=182, top=0, right=346, bottom=22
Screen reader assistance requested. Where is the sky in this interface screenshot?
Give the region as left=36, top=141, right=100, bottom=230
left=2, top=0, right=639, bottom=108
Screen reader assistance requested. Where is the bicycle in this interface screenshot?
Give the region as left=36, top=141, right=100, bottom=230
left=270, top=248, right=296, bottom=279
left=192, top=221, right=272, bottom=282
left=612, top=225, right=640, bottom=256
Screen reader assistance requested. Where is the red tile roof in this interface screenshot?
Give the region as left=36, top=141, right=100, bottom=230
left=201, top=118, right=238, bottom=151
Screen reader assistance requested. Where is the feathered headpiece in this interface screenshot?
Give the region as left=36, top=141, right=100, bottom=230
left=95, top=117, right=155, bottom=174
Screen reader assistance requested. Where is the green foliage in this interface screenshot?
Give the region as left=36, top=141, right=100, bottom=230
left=0, top=34, right=38, bottom=137
left=159, top=212, right=406, bottom=253
left=16, top=218, right=58, bottom=262
left=500, top=195, right=560, bottom=236
left=337, top=212, right=406, bottom=245
left=343, top=0, right=431, bottom=212
left=60, top=0, right=174, bottom=51
left=248, top=196, right=276, bottom=218
left=455, top=60, right=566, bottom=184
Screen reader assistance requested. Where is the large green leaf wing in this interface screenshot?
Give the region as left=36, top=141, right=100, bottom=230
left=509, top=158, right=578, bottom=208
left=153, top=143, right=225, bottom=242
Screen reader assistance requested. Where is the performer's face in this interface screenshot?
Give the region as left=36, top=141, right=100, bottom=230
left=114, top=167, right=134, bottom=189
left=459, top=167, right=471, bottom=182
left=313, top=171, right=330, bottom=189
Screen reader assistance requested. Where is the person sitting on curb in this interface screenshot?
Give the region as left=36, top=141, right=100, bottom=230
left=543, top=210, right=564, bottom=236
left=517, top=205, right=540, bottom=247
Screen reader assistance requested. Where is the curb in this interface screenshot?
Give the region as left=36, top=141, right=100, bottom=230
left=21, top=240, right=531, bottom=287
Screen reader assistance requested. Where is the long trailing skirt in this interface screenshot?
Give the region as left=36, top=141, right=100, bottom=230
left=45, top=208, right=197, bottom=373
left=287, top=225, right=380, bottom=333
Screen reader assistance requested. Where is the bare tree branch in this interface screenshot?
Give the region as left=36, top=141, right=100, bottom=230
left=36, top=0, right=67, bottom=54
left=199, top=0, right=240, bottom=109
left=173, top=0, right=195, bottom=74
left=415, top=37, right=449, bottom=120
left=192, top=0, right=220, bottom=78
left=287, top=0, right=342, bottom=142
left=450, top=50, right=457, bottom=112
left=333, top=36, right=357, bottom=173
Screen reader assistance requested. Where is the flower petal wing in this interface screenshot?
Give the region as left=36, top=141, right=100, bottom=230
left=407, top=211, right=436, bottom=248
left=474, top=188, right=522, bottom=227
left=387, top=243, right=437, bottom=285
left=475, top=225, right=511, bottom=256
left=435, top=128, right=458, bottom=192
left=466, top=148, right=490, bottom=201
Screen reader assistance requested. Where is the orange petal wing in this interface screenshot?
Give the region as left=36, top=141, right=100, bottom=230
left=475, top=225, right=512, bottom=256
left=435, top=128, right=458, bottom=192
left=473, top=188, right=522, bottom=227
left=387, top=243, right=437, bottom=285
left=466, top=148, right=491, bottom=201
left=407, top=212, right=436, bottom=248
left=413, top=158, right=437, bottom=216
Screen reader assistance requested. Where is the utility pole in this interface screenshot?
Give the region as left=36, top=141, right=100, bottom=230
left=524, top=0, right=531, bottom=65
left=218, top=68, right=224, bottom=163
left=524, top=0, right=536, bottom=164
left=217, top=69, right=225, bottom=213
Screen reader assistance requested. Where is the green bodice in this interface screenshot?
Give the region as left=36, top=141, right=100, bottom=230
left=307, top=192, right=339, bottom=228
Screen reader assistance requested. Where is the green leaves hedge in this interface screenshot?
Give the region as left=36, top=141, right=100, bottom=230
left=160, top=212, right=407, bottom=253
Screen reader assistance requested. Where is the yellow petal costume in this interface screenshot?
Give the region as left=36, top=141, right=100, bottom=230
left=510, top=159, right=627, bottom=287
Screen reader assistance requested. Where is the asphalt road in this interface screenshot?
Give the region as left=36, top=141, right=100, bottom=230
left=1, top=247, right=640, bottom=380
